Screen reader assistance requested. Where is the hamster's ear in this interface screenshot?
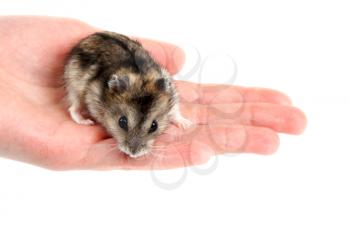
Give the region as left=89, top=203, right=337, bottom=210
left=155, top=68, right=171, bottom=92
left=155, top=78, right=169, bottom=92
left=108, top=75, right=129, bottom=93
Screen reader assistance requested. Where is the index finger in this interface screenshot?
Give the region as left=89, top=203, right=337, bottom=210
left=175, top=80, right=292, bottom=105
left=136, top=38, right=185, bottom=75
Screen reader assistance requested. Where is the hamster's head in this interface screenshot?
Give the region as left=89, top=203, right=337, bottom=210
left=103, top=68, right=176, bottom=158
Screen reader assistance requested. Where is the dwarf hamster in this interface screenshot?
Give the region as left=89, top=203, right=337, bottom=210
left=64, top=31, right=191, bottom=158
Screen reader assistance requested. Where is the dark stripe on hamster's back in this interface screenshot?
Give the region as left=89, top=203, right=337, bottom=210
left=70, top=32, right=137, bottom=69
left=94, top=32, right=131, bottom=52
left=94, top=32, right=159, bottom=74
left=70, top=47, right=99, bottom=69
left=93, top=32, right=143, bottom=56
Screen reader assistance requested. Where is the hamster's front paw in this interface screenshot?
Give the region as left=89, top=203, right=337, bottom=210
left=69, top=106, right=95, bottom=126
left=171, top=115, right=193, bottom=129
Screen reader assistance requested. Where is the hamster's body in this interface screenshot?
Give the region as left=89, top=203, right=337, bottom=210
left=64, top=31, right=190, bottom=158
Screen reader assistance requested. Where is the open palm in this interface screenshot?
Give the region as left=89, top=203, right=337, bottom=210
left=0, top=16, right=306, bottom=170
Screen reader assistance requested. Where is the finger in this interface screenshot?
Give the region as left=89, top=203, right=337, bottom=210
left=192, top=125, right=280, bottom=155
left=161, top=125, right=280, bottom=156
left=175, top=80, right=292, bottom=105
left=181, top=103, right=307, bottom=135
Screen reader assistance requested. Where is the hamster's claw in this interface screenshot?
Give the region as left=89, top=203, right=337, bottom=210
left=77, top=119, right=95, bottom=125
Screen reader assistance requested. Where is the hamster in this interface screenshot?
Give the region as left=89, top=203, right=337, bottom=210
left=64, top=31, right=191, bottom=158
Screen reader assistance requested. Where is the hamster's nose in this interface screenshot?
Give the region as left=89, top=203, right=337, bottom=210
left=130, top=147, right=138, bottom=154
left=129, top=138, right=141, bottom=154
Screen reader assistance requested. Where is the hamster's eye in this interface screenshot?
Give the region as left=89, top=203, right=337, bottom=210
left=149, top=120, right=158, bottom=133
left=118, top=116, right=128, bottom=131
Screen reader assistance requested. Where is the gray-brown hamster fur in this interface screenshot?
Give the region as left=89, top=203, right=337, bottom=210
left=64, top=31, right=191, bottom=158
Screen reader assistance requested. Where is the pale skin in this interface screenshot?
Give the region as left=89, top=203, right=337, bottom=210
left=0, top=16, right=307, bottom=170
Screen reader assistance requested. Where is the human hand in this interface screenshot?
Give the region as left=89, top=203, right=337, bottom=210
left=0, top=16, right=306, bottom=170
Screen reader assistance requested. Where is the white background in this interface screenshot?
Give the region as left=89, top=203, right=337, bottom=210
left=1, top=0, right=350, bottom=232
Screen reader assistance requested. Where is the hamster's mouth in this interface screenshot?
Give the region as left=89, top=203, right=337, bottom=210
left=119, top=145, right=149, bottom=158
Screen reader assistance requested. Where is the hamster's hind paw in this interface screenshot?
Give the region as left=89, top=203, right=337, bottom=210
left=69, top=106, right=95, bottom=126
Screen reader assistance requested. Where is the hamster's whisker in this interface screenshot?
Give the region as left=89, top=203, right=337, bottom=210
left=152, top=146, right=166, bottom=148
left=100, top=145, right=120, bottom=156
left=149, top=151, right=167, bottom=160
left=151, top=148, right=166, bottom=154
left=152, top=150, right=166, bottom=153
left=86, top=143, right=121, bottom=156
left=90, top=143, right=117, bottom=149
left=151, top=146, right=166, bottom=150
left=161, top=132, right=176, bottom=136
